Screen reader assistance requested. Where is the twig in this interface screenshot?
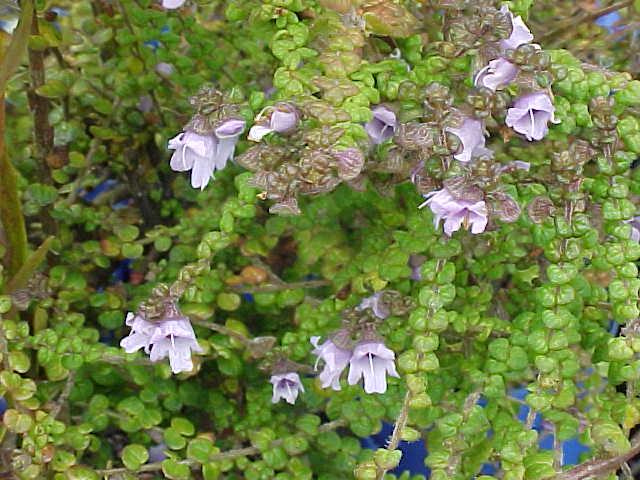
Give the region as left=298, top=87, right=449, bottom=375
left=230, top=279, right=331, bottom=293
left=540, top=0, right=633, bottom=43
left=558, top=432, right=640, bottom=480
left=375, top=390, right=412, bottom=480
left=50, top=371, right=75, bottom=420
left=96, top=419, right=346, bottom=477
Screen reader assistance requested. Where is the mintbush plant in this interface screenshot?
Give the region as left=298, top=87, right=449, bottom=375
left=1, top=1, right=640, bottom=479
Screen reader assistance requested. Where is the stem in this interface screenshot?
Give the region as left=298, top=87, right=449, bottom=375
left=558, top=431, right=640, bottom=480
left=95, top=419, right=346, bottom=477
left=541, top=0, right=633, bottom=44
left=231, top=279, right=331, bottom=293
left=0, top=84, right=28, bottom=279
left=27, top=4, right=54, bottom=184
left=0, top=0, right=33, bottom=94
left=375, top=390, right=412, bottom=480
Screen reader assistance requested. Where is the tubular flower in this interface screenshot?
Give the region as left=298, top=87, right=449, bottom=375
left=474, top=57, right=519, bottom=91
left=311, top=336, right=352, bottom=391
left=347, top=341, right=399, bottom=394
left=445, top=117, right=492, bottom=163
left=356, top=292, right=390, bottom=320
left=120, top=306, right=203, bottom=374
left=500, top=5, right=534, bottom=50
left=419, top=188, right=488, bottom=236
left=270, top=372, right=305, bottom=404
left=169, top=119, right=245, bottom=190
left=365, top=106, right=397, bottom=144
left=505, top=92, right=558, bottom=141
left=162, top=0, right=186, bottom=8
left=248, top=103, right=300, bottom=142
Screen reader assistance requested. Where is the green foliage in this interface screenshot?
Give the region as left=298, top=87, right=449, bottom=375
left=1, top=0, right=640, bottom=479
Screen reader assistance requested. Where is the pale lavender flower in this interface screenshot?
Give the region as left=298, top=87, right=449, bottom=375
left=505, top=92, right=558, bottom=141
left=408, top=254, right=426, bottom=281
left=248, top=103, right=300, bottom=142
left=270, top=372, right=305, bottom=404
left=311, top=336, right=352, bottom=390
left=625, top=216, right=640, bottom=242
left=120, top=312, right=155, bottom=353
left=155, top=62, right=174, bottom=78
left=168, top=119, right=245, bottom=190
left=500, top=5, right=534, bottom=50
left=474, top=57, right=519, bottom=91
left=120, top=306, right=203, bottom=374
left=137, top=95, right=154, bottom=113
left=347, top=341, right=399, bottom=394
left=148, top=444, right=167, bottom=463
left=357, top=292, right=390, bottom=319
left=365, top=106, right=397, bottom=144
left=445, top=117, right=492, bottom=163
left=419, top=188, right=488, bottom=236
left=162, top=0, right=185, bottom=8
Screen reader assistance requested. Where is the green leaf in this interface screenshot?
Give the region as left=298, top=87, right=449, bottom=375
left=3, top=408, right=33, bottom=433
left=122, top=444, right=149, bottom=470
left=171, top=417, right=195, bottom=436
left=161, top=459, right=190, bottom=480
left=35, top=79, right=68, bottom=98
left=187, top=437, right=213, bottom=463
left=164, top=427, right=187, bottom=450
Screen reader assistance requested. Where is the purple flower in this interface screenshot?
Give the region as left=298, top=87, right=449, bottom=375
left=162, top=0, right=186, bottom=8
left=419, top=188, right=488, bottom=236
left=445, top=117, right=492, bottom=163
left=168, top=119, right=245, bottom=190
left=120, top=308, right=203, bottom=374
left=347, top=341, right=399, bottom=394
left=248, top=103, right=300, bottom=142
left=625, top=217, right=640, bottom=242
left=408, top=254, right=426, bottom=281
left=137, top=95, right=154, bottom=113
left=365, top=106, right=397, bottom=144
left=505, top=92, right=558, bottom=141
left=356, top=292, right=390, bottom=319
left=155, top=62, right=174, bottom=78
left=311, top=336, right=352, bottom=390
left=270, top=372, right=305, bottom=404
left=474, top=58, right=519, bottom=91
left=500, top=5, right=534, bottom=50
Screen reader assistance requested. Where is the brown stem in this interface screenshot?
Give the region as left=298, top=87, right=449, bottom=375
left=558, top=432, right=640, bottom=480
left=27, top=8, right=54, bottom=184
left=375, top=390, right=412, bottom=480
left=0, top=87, right=28, bottom=278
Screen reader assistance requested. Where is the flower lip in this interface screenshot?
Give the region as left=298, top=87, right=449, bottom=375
left=444, top=117, right=491, bottom=163
left=270, top=372, right=305, bottom=404
left=347, top=341, right=399, bottom=394
left=365, top=105, right=397, bottom=144
left=474, top=57, right=518, bottom=92
left=499, top=5, right=534, bottom=50
left=505, top=91, right=559, bottom=141
left=419, top=188, right=488, bottom=236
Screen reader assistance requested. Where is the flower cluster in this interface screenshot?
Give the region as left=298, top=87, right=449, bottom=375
left=120, top=302, right=202, bottom=374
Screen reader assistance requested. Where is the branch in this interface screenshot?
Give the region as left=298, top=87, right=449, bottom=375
left=558, top=433, right=640, bottom=480
left=375, top=390, right=412, bottom=480
left=0, top=101, right=28, bottom=278
left=0, top=0, right=33, bottom=94
left=95, top=419, right=346, bottom=477
left=230, top=279, right=331, bottom=293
